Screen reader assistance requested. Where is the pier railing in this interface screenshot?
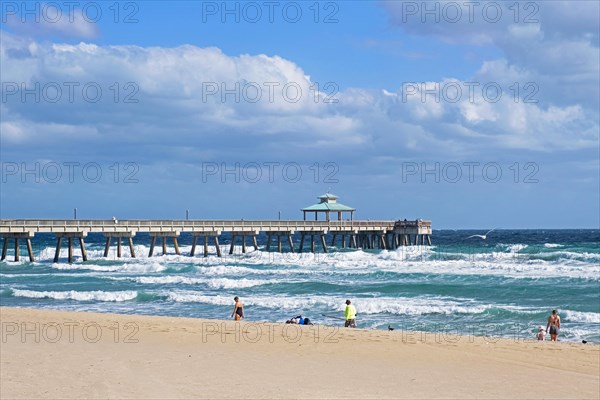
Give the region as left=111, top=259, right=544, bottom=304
left=0, top=219, right=431, bottom=233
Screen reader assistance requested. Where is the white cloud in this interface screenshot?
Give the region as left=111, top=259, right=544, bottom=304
left=4, top=3, right=98, bottom=39
left=0, top=28, right=597, bottom=167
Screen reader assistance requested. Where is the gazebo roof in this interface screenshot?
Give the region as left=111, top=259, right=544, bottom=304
left=302, top=193, right=355, bottom=212
left=302, top=202, right=355, bottom=212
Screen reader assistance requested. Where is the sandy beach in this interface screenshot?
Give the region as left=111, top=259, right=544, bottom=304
left=1, top=307, right=598, bottom=399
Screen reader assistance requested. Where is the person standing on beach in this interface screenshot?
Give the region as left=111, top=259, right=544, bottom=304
left=344, top=299, right=357, bottom=328
left=546, top=309, right=561, bottom=341
left=231, top=296, right=244, bottom=321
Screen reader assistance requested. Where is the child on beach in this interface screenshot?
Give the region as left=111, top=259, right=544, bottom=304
left=537, top=326, right=546, bottom=340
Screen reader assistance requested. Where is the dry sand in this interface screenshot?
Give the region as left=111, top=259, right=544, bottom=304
left=1, top=307, right=598, bottom=399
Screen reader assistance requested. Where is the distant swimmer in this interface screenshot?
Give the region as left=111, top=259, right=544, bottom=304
left=344, top=299, right=357, bottom=328
left=231, top=296, right=244, bottom=321
left=466, top=228, right=495, bottom=240
left=546, top=309, right=560, bottom=341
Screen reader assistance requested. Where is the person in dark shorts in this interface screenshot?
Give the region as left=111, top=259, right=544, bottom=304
left=344, top=299, right=357, bottom=328
left=546, top=309, right=561, bottom=341
left=231, top=296, right=244, bottom=321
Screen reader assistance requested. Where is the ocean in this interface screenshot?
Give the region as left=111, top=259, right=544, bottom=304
left=1, top=229, right=598, bottom=343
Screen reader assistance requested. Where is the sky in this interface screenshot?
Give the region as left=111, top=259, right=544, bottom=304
left=0, top=1, right=598, bottom=228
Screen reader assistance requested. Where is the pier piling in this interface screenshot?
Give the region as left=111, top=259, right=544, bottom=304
left=190, top=232, right=222, bottom=257
left=52, top=232, right=88, bottom=263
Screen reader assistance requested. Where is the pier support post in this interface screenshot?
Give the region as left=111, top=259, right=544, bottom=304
left=79, top=237, right=88, bottom=261
left=229, top=235, right=236, bottom=255
left=190, top=236, right=198, bottom=257
left=266, top=234, right=272, bottom=252
left=14, top=237, right=20, bottom=262
left=128, top=237, right=135, bottom=258
left=277, top=235, right=282, bottom=253
left=320, top=234, right=328, bottom=253
left=287, top=235, right=294, bottom=253
left=228, top=231, right=258, bottom=255
left=173, top=237, right=180, bottom=255
left=297, top=230, right=324, bottom=254
left=117, top=237, right=122, bottom=258
left=53, top=232, right=88, bottom=263
left=214, top=236, right=222, bottom=257
left=1, top=238, right=8, bottom=261
left=330, top=234, right=337, bottom=246
left=147, top=232, right=178, bottom=257
left=0, top=233, right=36, bottom=262
left=104, top=237, right=112, bottom=257
left=55, top=237, right=63, bottom=262
left=190, top=232, right=222, bottom=258
left=149, top=236, right=156, bottom=257
left=68, top=237, right=73, bottom=263
left=26, top=238, right=34, bottom=262
left=103, top=232, right=136, bottom=258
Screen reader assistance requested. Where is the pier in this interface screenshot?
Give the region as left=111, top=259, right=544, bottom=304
left=0, top=219, right=432, bottom=263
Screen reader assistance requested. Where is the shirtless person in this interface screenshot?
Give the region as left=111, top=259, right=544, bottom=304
left=231, top=296, right=244, bottom=321
left=546, top=309, right=561, bottom=341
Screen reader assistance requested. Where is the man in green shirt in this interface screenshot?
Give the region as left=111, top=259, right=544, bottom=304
left=344, top=299, right=357, bottom=328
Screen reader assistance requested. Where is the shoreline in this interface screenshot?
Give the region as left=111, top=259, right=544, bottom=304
left=0, top=304, right=591, bottom=345
left=2, top=306, right=599, bottom=399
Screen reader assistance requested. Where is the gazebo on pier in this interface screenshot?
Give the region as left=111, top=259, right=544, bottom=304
left=302, top=193, right=355, bottom=221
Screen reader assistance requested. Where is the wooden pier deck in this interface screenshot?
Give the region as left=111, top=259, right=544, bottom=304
left=0, top=219, right=432, bottom=263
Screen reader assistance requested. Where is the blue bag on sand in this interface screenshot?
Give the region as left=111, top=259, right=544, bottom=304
left=298, top=317, right=304, bottom=324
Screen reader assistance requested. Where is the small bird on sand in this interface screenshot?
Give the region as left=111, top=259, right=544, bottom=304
left=388, top=325, right=394, bottom=331
left=466, top=229, right=495, bottom=240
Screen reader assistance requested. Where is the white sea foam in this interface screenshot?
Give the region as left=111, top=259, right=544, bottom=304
left=116, top=275, right=269, bottom=289
left=55, top=252, right=600, bottom=281
left=506, top=244, right=528, bottom=253
left=51, top=261, right=168, bottom=273
left=18, top=243, right=600, bottom=281
left=163, top=292, right=492, bottom=316
left=11, top=289, right=138, bottom=302
left=563, top=310, right=600, bottom=324
left=544, top=243, right=563, bottom=248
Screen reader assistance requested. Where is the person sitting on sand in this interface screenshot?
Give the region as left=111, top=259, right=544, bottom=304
left=546, top=309, right=560, bottom=341
left=231, top=296, right=244, bottom=321
left=285, top=315, right=313, bottom=325
left=537, top=326, right=546, bottom=340
left=286, top=315, right=303, bottom=324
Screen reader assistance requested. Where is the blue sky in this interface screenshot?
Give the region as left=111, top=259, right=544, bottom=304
left=1, top=1, right=599, bottom=228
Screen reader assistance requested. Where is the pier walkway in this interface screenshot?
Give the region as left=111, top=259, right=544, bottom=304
left=0, top=219, right=432, bottom=263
